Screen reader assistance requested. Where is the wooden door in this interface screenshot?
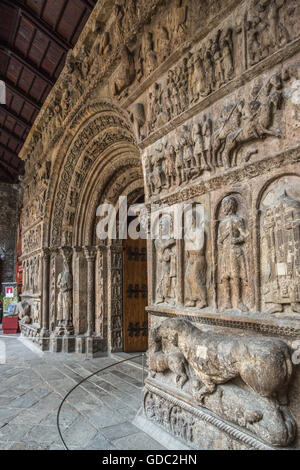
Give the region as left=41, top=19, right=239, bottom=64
left=123, top=237, right=148, bottom=352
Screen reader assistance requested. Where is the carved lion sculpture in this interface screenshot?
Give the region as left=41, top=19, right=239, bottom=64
left=149, top=318, right=293, bottom=405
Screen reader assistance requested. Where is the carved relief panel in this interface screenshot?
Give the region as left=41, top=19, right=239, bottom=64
left=184, top=204, right=208, bottom=309
left=153, top=212, right=177, bottom=306
left=215, top=193, right=251, bottom=313
left=259, top=176, right=300, bottom=315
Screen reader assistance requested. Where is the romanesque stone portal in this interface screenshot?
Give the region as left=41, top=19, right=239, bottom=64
left=19, top=0, right=300, bottom=450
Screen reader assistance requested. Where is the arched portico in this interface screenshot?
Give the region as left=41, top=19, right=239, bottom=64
left=39, top=100, right=147, bottom=355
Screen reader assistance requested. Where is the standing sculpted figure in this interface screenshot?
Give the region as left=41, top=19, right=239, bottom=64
left=155, top=216, right=177, bottom=305
left=218, top=195, right=249, bottom=312
left=184, top=210, right=207, bottom=308
left=57, top=257, right=73, bottom=332
left=165, top=144, right=176, bottom=188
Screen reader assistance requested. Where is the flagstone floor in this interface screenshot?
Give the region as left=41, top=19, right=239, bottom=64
left=0, top=328, right=165, bottom=450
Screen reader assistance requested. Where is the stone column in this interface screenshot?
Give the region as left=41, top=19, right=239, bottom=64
left=41, top=248, right=50, bottom=336
left=84, top=246, right=96, bottom=337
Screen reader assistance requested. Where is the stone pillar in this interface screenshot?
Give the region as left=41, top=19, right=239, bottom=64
left=84, top=246, right=96, bottom=337
left=40, top=248, right=50, bottom=336
left=55, top=246, right=74, bottom=336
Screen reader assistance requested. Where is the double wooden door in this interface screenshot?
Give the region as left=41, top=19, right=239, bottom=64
left=123, top=237, right=148, bottom=352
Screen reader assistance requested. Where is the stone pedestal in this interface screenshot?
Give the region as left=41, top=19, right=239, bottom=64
left=142, top=380, right=277, bottom=451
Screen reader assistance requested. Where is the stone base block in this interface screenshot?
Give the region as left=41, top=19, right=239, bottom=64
left=75, top=336, right=107, bottom=357
left=20, top=329, right=107, bottom=356
left=62, top=336, right=75, bottom=353
left=75, top=336, right=86, bottom=354
left=85, top=336, right=106, bottom=357
left=142, top=381, right=277, bottom=451
left=50, top=336, right=63, bottom=353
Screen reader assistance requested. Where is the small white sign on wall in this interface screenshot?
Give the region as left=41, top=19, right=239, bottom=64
left=5, top=286, right=14, bottom=298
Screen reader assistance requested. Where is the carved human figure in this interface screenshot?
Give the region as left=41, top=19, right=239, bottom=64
left=190, top=49, right=206, bottom=102
left=214, top=74, right=282, bottom=168
left=184, top=211, right=207, bottom=308
left=211, top=33, right=223, bottom=87
left=155, top=216, right=177, bottom=305
left=172, top=0, right=188, bottom=47
left=149, top=146, right=165, bottom=194
left=165, top=144, right=176, bottom=188
left=192, top=122, right=203, bottom=173
left=56, top=258, right=73, bottom=330
left=203, top=49, right=214, bottom=95
left=262, top=191, right=300, bottom=314
left=175, top=136, right=185, bottom=185
left=218, top=195, right=248, bottom=312
left=143, top=32, right=157, bottom=76
left=158, top=26, right=170, bottom=63
left=180, top=127, right=194, bottom=180
left=113, top=45, right=135, bottom=96
left=220, top=29, right=234, bottom=82
left=148, top=83, right=161, bottom=133
left=198, top=115, right=213, bottom=170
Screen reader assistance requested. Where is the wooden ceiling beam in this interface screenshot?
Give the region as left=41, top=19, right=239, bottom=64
left=80, top=1, right=95, bottom=10
left=0, top=126, right=24, bottom=146
left=0, top=106, right=31, bottom=130
left=1, top=78, right=41, bottom=111
left=0, top=43, right=55, bottom=86
left=0, top=143, right=21, bottom=165
left=2, top=0, right=72, bottom=51
left=0, top=160, right=15, bottom=182
left=0, top=146, right=24, bottom=179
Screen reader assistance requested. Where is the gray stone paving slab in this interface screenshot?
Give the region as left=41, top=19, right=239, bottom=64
left=24, top=424, right=60, bottom=445
left=114, top=431, right=166, bottom=450
left=81, top=407, right=127, bottom=429
left=84, top=434, right=116, bottom=450
left=0, top=331, right=165, bottom=450
left=101, top=421, right=140, bottom=441
left=62, top=415, right=98, bottom=448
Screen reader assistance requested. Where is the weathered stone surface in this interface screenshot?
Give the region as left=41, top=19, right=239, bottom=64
left=17, top=0, right=300, bottom=450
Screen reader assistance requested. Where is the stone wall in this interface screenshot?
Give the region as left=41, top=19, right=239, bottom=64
left=18, top=0, right=300, bottom=449
left=0, top=183, right=20, bottom=284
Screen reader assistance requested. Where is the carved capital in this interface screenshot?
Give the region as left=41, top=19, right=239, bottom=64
left=83, top=246, right=96, bottom=261
left=41, top=248, right=51, bottom=260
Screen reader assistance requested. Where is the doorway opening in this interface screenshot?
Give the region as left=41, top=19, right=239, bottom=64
left=123, top=196, right=148, bottom=352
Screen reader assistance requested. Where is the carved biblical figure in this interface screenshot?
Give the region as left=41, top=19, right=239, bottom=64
left=261, top=190, right=300, bottom=314
left=155, top=216, right=177, bottom=305
left=113, top=45, right=136, bottom=96
left=56, top=260, right=73, bottom=332
left=184, top=210, right=207, bottom=308
left=217, top=195, right=248, bottom=312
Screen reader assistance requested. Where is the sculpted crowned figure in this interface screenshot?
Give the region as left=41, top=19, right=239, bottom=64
left=56, top=252, right=73, bottom=334
left=184, top=209, right=207, bottom=308
left=218, top=195, right=249, bottom=312
left=155, top=216, right=177, bottom=305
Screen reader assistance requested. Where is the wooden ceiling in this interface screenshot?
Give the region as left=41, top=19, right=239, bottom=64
left=0, top=0, right=97, bottom=183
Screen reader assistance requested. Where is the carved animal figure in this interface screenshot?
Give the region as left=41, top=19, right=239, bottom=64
left=149, top=318, right=293, bottom=406
left=214, top=75, right=283, bottom=168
